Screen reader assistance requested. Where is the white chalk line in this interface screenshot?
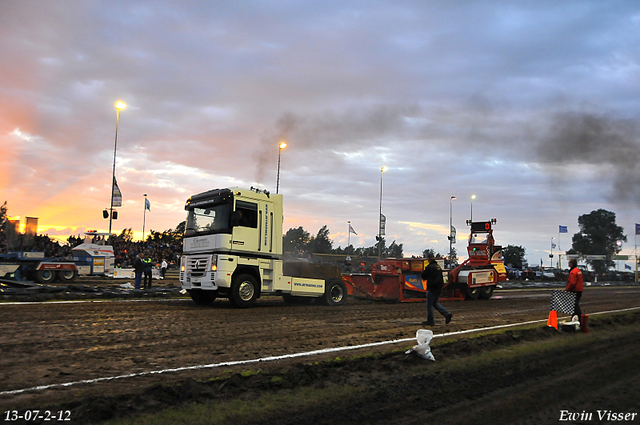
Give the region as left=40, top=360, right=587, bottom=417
left=3, top=305, right=639, bottom=396
left=0, top=298, right=185, bottom=306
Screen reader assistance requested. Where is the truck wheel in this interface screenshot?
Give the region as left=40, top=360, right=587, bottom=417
left=188, top=289, right=217, bottom=305
left=323, top=278, right=347, bottom=306
left=230, top=274, right=258, bottom=308
left=58, top=270, right=77, bottom=283
left=35, top=269, right=56, bottom=284
left=465, top=286, right=480, bottom=300
left=479, top=285, right=494, bottom=300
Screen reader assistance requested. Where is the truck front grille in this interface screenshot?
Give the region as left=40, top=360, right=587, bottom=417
left=186, top=255, right=210, bottom=277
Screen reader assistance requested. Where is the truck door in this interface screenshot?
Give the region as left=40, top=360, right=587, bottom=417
left=232, top=200, right=260, bottom=252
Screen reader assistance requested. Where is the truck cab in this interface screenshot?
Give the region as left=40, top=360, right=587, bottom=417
left=180, top=187, right=346, bottom=308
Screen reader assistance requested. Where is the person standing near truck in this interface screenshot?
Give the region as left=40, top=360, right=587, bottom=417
left=421, top=254, right=452, bottom=326
left=565, top=258, right=583, bottom=319
left=133, top=252, right=145, bottom=290
left=142, top=254, right=153, bottom=289
left=160, top=259, right=167, bottom=278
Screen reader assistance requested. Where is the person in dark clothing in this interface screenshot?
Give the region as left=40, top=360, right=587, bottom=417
left=133, top=252, right=145, bottom=290
left=421, top=254, right=452, bottom=326
left=142, top=254, right=153, bottom=289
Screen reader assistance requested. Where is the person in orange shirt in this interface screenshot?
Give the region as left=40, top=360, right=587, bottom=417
left=565, top=258, right=583, bottom=318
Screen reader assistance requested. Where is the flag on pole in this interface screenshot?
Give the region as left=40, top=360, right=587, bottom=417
left=145, top=197, right=151, bottom=211
left=636, top=223, right=640, bottom=235
left=551, top=242, right=556, bottom=249
left=625, top=264, right=632, bottom=270
left=559, top=225, right=568, bottom=233
left=349, top=223, right=357, bottom=235
left=112, top=177, right=122, bottom=207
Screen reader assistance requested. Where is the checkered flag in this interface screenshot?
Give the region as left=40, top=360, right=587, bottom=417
left=550, top=290, right=577, bottom=314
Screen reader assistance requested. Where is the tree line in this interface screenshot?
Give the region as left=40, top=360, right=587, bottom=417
left=283, top=225, right=404, bottom=258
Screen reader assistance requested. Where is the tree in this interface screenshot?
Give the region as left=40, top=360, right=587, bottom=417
left=175, top=221, right=186, bottom=235
left=502, top=245, right=526, bottom=269
left=283, top=226, right=311, bottom=255
left=422, top=248, right=439, bottom=258
left=570, top=209, right=626, bottom=273
left=145, top=222, right=185, bottom=245
left=113, top=228, right=134, bottom=243
left=309, top=225, right=333, bottom=254
left=385, top=240, right=403, bottom=258
left=446, top=247, right=458, bottom=268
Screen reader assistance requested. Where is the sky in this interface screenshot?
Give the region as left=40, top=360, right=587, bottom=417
left=1, top=1, right=640, bottom=268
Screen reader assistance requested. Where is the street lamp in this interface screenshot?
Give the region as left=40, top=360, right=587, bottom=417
left=276, top=141, right=287, bottom=194
left=449, top=196, right=457, bottom=267
left=108, top=101, right=126, bottom=236
left=470, top=194, right=476, bottom=223
left=378, top=166, right=388, bottom=259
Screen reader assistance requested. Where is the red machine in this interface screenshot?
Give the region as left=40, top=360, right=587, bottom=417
left=448, top=219, right=507, bottom=300
left=343, top=220, right=506, bottom=302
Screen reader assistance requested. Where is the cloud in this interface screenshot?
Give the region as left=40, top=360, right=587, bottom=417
left=536, top=111, right=640, bottom=204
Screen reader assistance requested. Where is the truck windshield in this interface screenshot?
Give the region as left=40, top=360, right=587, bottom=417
left=470, top=232, right=489, bottom=244
left=185, top=202, right=232, bottom=236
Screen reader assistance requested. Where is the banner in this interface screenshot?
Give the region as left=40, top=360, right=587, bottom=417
left=559, top=225, right=568, bottom=233
left=380, top=214, right=386, bottom=236
left=112, top=177, right=122, bottom=207
left=145, top=197, right=151, bottom=211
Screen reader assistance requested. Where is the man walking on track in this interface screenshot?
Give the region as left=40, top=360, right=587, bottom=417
left=566, top=258, right=583, bottom=319
left=421, top=254, right=453, bottom=326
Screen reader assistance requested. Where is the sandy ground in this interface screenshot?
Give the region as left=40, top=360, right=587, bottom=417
left=0, top=283, right=639, bottom=424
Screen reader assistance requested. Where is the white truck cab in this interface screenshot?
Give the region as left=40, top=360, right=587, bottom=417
left=180, top=187, right=346, bottom=308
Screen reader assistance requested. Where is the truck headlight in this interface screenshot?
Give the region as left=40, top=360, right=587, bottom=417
left=211, top=255, right=218, bottom=272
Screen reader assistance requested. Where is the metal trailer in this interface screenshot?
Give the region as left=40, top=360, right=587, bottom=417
left=343, top=257, right=465, bottom=302
left=0, top=251, right=78, bottom=284
left=343, top=220, right=507, bottom=302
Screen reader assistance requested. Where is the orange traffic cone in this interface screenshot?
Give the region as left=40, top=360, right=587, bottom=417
left=546, top=310, right=558, bottom=330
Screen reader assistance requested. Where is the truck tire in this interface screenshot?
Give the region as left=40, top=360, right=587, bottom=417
left=465, top=286, right=480, bottom=300
left=322, top=278, right=347, bottom=306
left=479, top=285, right=494, bottom=300
left=230, top=274, right=258, bottom=308
left=188, top=289, right=217, bottom=305
left=58, top=270, right=77, bottom=283
left=35, top=269, right=56, bottom=284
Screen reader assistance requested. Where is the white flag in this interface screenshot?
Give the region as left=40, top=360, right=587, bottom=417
left=349, top=224, right=357, bottom=235
left=145, top=197, right=151, bottom=211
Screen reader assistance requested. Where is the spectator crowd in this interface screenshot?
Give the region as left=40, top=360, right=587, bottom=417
left=0, top=232, right=182, bottom=270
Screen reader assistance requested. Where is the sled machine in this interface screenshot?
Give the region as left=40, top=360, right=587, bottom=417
left=343, top=219, right=507, bottom=302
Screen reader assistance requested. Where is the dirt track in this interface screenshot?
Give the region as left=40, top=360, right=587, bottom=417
left=1, top=284, right=639, bottom=423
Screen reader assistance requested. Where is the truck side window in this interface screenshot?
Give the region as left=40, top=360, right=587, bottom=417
left=236, top=201, right=258, bottom=228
